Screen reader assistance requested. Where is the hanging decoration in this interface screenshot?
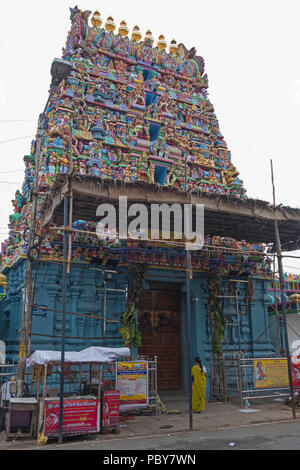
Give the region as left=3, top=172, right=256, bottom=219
left=120, top=263, right=147, bottom=349
left=207, top=273, right=225, bottom=355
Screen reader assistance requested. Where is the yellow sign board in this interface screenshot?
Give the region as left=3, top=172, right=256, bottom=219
left=19, top=344, right=26, bottom=359
left=253, top=359, right=289, bottom=389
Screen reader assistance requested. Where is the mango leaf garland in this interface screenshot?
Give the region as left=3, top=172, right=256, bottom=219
left=207, top=273, right=225, bottom=355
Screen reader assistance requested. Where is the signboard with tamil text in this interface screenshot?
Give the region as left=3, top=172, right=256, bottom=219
left=102, top=390, right=120, bottom=428
left=44, top=398, right=100, bottom=436
left=253, top=358, right=289, bottom=389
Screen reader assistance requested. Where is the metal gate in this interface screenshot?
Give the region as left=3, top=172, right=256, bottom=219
left=210, top=353, right=290, bottom=406
left=210, top=353, right=240, bottom=402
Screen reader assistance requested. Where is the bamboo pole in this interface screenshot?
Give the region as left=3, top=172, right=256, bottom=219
left=58, top=195, right=69, bottom=444
left=32, top=305, right=119, bottom=323
left=67, top=116, right=73, bottom=275
left=42, top=364, right=48, bottom=400
left=17, top=89, right=55, bottom=398
left=30, top=332, right=122, bottom=340
left=48, top=226, right=274, bottom=257
left=272, top=254, right=284, bottom=355
left=270, top=159, right=296, bottom=419
left=27, top=267, right=38, bottom=357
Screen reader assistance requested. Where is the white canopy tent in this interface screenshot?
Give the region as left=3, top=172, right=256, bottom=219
left=26, top=346, right=130, bottom=367
left=23, top=346, right=131, bottom=439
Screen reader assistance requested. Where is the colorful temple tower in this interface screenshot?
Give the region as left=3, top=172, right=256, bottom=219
left=0, top=7, right=276, bottom=395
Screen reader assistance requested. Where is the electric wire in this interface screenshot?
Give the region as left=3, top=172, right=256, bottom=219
left=0, top=181, right=22, bottom=184
left=0, top=169, right=24, bottom=174
left=0, top=135, right=34, bottom=144
left=0, top=119, right=37, bottom=123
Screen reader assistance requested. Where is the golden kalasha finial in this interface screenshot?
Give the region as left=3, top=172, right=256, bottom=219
left=169, top=39, right=178, bottom=54
left=118, top=20, right=129, bottom=37
left=144, top=29, right=154, bottom=45
left=91, top=10, right=102, bottom=28
left=132, top=25, right=142, bottom=42
left=105, top=16, right=116, bottom=32
left=0, top=273, right=7, bottom=296
left=157, top=34, right=167, bottom=51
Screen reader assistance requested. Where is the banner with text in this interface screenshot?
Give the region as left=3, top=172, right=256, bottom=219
left=253, top=358, right=289, bottom=389
left=44, top=398, right=100, bottom=436
left=116, top=361, right=148, bottom=410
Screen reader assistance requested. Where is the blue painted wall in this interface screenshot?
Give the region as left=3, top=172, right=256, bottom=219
left=0, top=260, right=276, bottom=397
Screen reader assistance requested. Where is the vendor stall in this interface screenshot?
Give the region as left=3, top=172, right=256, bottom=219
left=24, top=346, right=130, bottom=439
left=6, top=398, right=38, bottom=440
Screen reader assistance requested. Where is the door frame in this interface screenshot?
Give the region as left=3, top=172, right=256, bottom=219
left=138, top=280, right=186, bottom=392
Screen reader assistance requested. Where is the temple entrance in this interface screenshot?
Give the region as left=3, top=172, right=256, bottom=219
left=138, top=289, right=181, bottom=391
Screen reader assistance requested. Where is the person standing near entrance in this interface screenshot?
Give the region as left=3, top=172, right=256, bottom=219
left=192, top=357, right=207, bottom=413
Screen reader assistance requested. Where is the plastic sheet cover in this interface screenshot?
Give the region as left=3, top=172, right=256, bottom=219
left=26, top=346, right=130, bottom=367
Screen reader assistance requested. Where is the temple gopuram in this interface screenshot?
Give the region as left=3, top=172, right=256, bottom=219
left=1, top=6, right=300, bottom=395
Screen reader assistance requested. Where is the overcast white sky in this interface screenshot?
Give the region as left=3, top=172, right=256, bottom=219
left=0, top=0, right=299, bottom=273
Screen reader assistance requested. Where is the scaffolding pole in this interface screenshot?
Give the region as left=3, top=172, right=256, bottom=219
left=272, top=255, right=284, bottom=355
left=48, top=226, right=275, bottom=258
left=17, top=109, right=48, bottom=397
left=186, top=249, right=193, bottom=431
left=67, top=116, right=73, bottom=275
left=217, top=279, right=249, bottom=355
left=271, top=159, right=296, bottom=419
left=16, top=76, right=64, bottom=397
left=58, top=194, right=69, bottom=444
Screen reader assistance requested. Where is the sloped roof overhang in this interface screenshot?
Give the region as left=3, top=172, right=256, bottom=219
left=40, top=175, right=300, bottom=251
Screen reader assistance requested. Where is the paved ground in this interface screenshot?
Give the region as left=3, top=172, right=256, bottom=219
left=1, top=392, right=299, bottom=450
left=41, top=420, right=300, bottom=451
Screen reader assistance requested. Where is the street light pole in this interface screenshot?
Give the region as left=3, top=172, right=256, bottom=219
left=17, top=107, right=50, bottom=398
left=17, top=59, right=73, bottom=398
left=58, top=195, right=69, bottom=444
left=185, top=249, right=193, bottom=431
left=184, top=174, right=193, bottom=430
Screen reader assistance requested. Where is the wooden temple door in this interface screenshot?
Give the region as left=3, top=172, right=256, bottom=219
left=138, top=289, right=180, bottom=391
